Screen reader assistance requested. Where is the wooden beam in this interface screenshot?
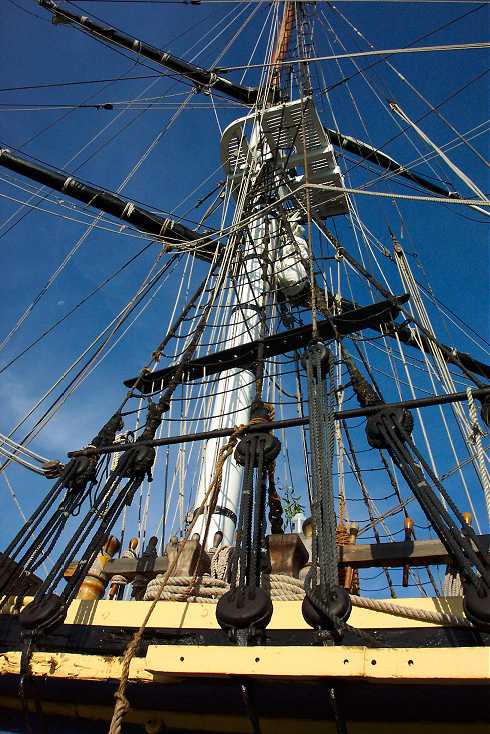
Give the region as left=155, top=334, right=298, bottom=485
left=62, top=533, right=490, bottom=581
left=337, top=534, right=490, bottom=569
left=123, top=297, right=408, bottom=393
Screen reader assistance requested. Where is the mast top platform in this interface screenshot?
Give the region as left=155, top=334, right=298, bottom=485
left=221, top=98, right=349, bottom=219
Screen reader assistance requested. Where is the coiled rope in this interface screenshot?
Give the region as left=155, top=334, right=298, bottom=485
left=144, top=573, right=307, bottom=602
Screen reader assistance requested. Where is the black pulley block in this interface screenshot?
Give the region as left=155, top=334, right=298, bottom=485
left=216, top=586, right=273, bottom=631
left=234, top=400, right=281, bottom=467
left=480, top=396, right=490, bottom=429
left=19, top=596, right=67, bottom=632
left=302, top=340, right=329, bottom=370
left=116, top=444, right=156, bottom=479
left=302, top=584, right=352, bottom=630
left=234, top=433, right=281, bottom=468
left=463, top=583, right=490, bottom=629
left=366, top=407, right=414, bottom=449
left=62, top=455, right=97, bottom=493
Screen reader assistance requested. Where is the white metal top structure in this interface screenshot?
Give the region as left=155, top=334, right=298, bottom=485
left=221, top=97, right=349, bottom=219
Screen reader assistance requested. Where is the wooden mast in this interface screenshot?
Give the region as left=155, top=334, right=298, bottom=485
left=271, top=1, right=296, bottom=91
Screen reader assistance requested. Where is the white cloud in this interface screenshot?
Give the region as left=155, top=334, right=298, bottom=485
left=0, top=372, right=107, bottom=458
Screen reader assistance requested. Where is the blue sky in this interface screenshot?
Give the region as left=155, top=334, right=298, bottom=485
left=0, top=0, right=488, bottom=589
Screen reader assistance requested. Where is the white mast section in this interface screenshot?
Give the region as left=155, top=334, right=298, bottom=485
left=193, top=99, right=347, bottom=547
left=192, top=122, right=273, bottom=547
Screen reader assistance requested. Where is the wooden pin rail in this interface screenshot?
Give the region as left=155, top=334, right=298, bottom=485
left=62, top=533, right=490, bottom=581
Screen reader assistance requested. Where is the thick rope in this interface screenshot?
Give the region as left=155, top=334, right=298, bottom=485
left=467, top=387, right=490, bottom=523
left=443, top=567, right=463, bottom=597
left=108, top=430, right=241, bottom=734
left=144, top=575, right=228, bottom=602
left=390, top=101, right=488, bottom=202
left=144, top=573, right=306, bottom=602
left=349, top=594, right=471, bottom=628
left=144, top=572, right=471, bottom=626
left=210, top=544, right=233, bottom=580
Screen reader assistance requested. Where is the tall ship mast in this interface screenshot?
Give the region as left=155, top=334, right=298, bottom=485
left=0, top=1, right=489, bottom=732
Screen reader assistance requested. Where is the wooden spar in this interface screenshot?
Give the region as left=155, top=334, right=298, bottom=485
left=62, top=532, right=490, bottom=581
left=271, top=1, right=296, bottom=91
left=0, top=148, right=217, bottom=262
left=66, top=386, right=490, bottom=458
left=123, top=296, right=409, bottom=392
left=38, top=0, right=276, bottom=106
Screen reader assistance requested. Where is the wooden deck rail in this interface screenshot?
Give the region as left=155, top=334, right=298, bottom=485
left=62, top=533, right=490, bottom=581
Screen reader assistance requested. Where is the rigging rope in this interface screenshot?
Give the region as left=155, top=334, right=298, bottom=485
left=108, top=427, right=243, bottom=734
left=0, top=255, right=178, bottom=478
left=466, top=387, right=490, bottom=523
left=306, top=182, right=490, bottom=207
left=390, top=101, right=489, bottom=203
left=219, top=41, right=490, bottom=71
left=326, top=3, right=489, bottom=169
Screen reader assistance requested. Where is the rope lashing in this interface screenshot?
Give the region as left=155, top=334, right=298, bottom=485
left=0, top=432, right=54, bottom=477
left=108, top=428, right=243, bottom=734
left=41, top=460, right=65, bottom=479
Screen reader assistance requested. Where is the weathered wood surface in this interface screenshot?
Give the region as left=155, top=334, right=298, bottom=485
left=62, top=533, right=490, bottom=580
left=268, top=533, right=309, bottom=578
left=336, top=534, right=489, bottom=569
